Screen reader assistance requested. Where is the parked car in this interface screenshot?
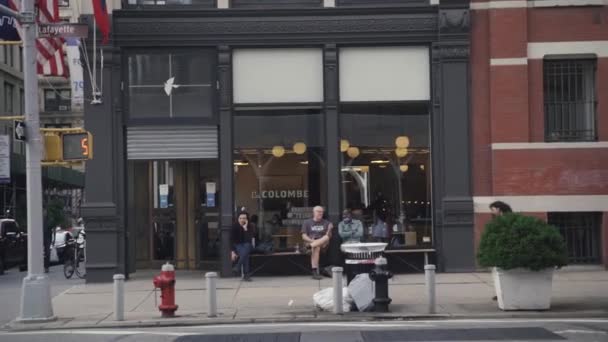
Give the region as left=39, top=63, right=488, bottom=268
left=0, top=219, right=27, bottom=275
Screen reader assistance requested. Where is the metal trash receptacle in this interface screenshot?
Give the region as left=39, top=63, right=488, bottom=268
left=341, top=243, right=388, bottom=284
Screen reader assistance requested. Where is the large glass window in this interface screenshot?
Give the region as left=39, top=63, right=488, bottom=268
left=340, top=103, right=432, bottom=249
left=234, top=110, right=325, bottom=252
left=127, top=50, right=216, bottom=120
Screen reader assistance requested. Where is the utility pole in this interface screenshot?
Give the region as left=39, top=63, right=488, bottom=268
left=0, top=0, right=55, bottom=322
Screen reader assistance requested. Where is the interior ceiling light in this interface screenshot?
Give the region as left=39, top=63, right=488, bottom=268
left=395, top=147, right=408, bottom=158
left=346, top=146, right=360, bottom=159
left=340, top=139, right=350, bottom=153
left=371, top=160, right=390, bottom=164
left=395, top=136, right=410, bottom=149
left=293, top=142, right=307, bottom=155
left=399, top=164, right=409, bottom=172
left=272, top=146, right=285, bottom=158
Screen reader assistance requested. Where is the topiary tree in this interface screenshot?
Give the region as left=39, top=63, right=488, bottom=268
left=477, top=213, right=568, bottom=271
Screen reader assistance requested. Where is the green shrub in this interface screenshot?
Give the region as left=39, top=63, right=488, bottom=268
left=477, top=213, right=568, bottom=271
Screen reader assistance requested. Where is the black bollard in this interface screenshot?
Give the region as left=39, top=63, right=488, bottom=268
left=369, top=256, right=393, bottom=312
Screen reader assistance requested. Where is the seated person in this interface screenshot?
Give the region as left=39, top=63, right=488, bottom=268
left=301, top=206, right=333, bottom=280
left=338, top=209, right=364, bottom=244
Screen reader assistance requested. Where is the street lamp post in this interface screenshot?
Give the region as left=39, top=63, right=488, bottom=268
left=0, top=0, right=55, bottom=322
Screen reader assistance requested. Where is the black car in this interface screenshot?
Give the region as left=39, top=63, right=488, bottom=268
left=0, top=219, right=27, bottom=275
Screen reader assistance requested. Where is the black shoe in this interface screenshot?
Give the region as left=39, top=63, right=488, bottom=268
left=243, top=276, right=252, bottom=282
left=492, top=296, right=497, bottom=301
left=312, top=269, right=323, bottom=280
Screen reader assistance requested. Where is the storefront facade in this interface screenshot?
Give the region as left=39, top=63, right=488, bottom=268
left=82, top=0, right=474, bottom=282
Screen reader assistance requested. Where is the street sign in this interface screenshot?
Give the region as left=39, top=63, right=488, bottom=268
left=14, top=120, right=25, bottom=141
left=0, top=135, right=10, bottom=184
left=38, top=23, right=88, bottom=38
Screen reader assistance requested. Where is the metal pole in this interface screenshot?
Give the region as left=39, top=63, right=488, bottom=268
left=113, top=274, right=125, bottom=321
left=205, top=272, right=217, bottom=318
left=16, top=0, right=55, bottom=322
left=332, top=266, right=343, bottom=315
left=424, top=264, right=436, bottom=314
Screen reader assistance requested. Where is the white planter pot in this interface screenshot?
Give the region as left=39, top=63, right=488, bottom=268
left=492, top=267, right=554, bottom=311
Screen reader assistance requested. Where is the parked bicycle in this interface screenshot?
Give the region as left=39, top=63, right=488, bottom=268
left=63, top=230, right=86, bottom=279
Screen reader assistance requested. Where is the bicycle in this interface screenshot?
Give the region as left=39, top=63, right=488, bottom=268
left=63, top=231, right=86, bottom=279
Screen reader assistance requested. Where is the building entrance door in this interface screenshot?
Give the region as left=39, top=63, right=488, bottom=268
left=128, top=160, right=219, bottom=271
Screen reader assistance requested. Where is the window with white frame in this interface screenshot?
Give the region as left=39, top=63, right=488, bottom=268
left=544, top=58, right=597, bottom=142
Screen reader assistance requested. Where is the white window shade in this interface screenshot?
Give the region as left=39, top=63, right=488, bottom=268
left=233, top=49, right=323, bottom=104
left=339, top=47, right=430, bottom=102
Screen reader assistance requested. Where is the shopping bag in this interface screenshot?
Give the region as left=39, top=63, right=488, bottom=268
left=50, top=246, right=59, bottom=263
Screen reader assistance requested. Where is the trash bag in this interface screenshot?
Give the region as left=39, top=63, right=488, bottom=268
left=313, top=287, right=353, bottom=312
left=348, top=273, right=375, bottom=312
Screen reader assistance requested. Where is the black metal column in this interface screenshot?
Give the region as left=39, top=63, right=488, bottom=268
left=323, top=44, right=341, bottom=224
left=218, top=46, right=234, bottom=277
left=81, top=46, right=126, bottom=283
left=431, top=7, right=474, bottom=272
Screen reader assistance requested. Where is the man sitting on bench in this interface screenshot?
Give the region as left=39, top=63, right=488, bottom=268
left=301, top=206, right=333, bottom=280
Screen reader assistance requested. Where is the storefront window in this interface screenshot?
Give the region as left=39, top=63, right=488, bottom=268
left=234, top=110, right=325, bottom=252
left=340, top=103, right=432, bottom=249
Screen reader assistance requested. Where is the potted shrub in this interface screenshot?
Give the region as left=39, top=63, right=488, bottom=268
left=477, top=213, right=568, bottom=310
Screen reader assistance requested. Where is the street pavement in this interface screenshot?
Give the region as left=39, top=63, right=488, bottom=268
left=2, top=267, right=607, bottom=332
left=1, top=318, right=608, bottom=341
left=0, top=265, right=84, bottom=325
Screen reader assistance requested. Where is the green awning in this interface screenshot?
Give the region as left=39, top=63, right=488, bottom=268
left=10, top=153, right=84, bottom=188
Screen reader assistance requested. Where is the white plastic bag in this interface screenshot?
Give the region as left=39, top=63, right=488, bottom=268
left=348, top=273, right=375, bottom=312
left=313, top=287, right=352, bottom=312
left=49, top=246, right=59, bottom=263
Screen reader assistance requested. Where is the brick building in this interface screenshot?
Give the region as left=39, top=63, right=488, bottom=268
left=471, top=0, right=608, bottom=268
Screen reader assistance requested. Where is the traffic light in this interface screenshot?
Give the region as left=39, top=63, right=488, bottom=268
left=42, top=129, right=93, bottom=163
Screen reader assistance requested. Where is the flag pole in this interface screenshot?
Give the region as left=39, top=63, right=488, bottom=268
left=16, top=0, right=56, bottom=322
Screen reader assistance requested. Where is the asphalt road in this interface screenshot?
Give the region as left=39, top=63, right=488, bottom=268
left=1, top=319, right=608, bottom=342
left=0, top=265, right=84, bottom=325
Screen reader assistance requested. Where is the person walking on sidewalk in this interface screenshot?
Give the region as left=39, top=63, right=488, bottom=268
left=489, top=201, right=512, bottom=217
left=301, top=206, right=333, bottom=280
left=489, top=200, right=512, bottom=301
left=231, top=211, right=255, bottom=281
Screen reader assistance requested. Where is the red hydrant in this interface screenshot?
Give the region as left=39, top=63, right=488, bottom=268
left=153, top=262, right=178, bottom=317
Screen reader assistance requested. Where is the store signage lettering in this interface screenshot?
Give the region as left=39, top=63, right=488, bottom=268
left=252, top=190, right=309, bottom=199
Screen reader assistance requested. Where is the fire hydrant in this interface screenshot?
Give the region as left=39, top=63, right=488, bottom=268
left=369, top=256, right=393, bottom=312
left=153, top=262, right=178, bottom=317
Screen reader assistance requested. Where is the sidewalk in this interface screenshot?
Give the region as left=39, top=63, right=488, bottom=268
left=5, top=267, right=608, bottom=331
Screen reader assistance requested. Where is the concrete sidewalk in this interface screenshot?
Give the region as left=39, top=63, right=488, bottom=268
left=5, top=268, right=608, bottom=331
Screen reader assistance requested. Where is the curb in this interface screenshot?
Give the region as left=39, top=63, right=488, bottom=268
left=4, top=310, right=608, bottom=332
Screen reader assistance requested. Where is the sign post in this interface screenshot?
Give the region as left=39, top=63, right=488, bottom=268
left=0, top=0, right=56, bottom=322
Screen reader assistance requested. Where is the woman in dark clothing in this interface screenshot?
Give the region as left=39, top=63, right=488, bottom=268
left=231, top=211, right=255, bottom=281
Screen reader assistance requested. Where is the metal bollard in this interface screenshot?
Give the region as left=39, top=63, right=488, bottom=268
left=332, top=267, right=343, bottom=314
left=205, top=272, right=218, bottom=318
left=113, top=274, right=125, bottom=321
left=424, top=264, right=436, bottom=314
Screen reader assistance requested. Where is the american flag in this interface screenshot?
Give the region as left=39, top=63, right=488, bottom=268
left=7, top=0, right=69, bottom=77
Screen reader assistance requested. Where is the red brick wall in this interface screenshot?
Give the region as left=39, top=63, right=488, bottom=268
left=528, top=59, right=544, bottom=142
left=489, top=8, right=528, bottom=58
left=598, top=58, right=608, bottom=141
left=493, top=149, right=608, bottom=195
left=603, top=212, right=608, bottom=269
left=528, top=7, right=608, bottom=42
left=490, top=65, right=530, bottom=142
left=471, top=10, right=493, bottom=196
